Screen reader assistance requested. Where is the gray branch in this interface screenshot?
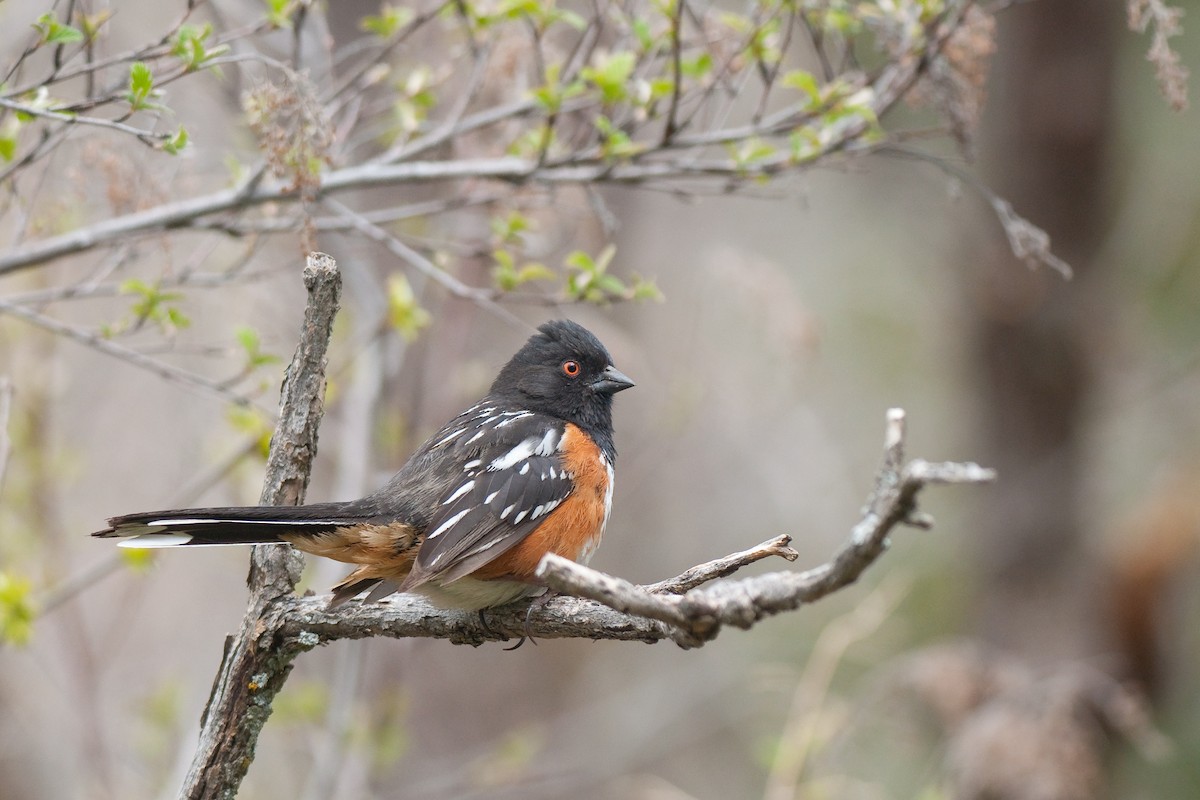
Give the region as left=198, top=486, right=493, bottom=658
left=0, top=297, right=259, bottom=408
left=180, top=253, right=341, bottom=800
left=264, top=409, right=994, bottom=655
left=0, top=96, right=170, bottom=142
left=0, top=7, right=960, bottom=281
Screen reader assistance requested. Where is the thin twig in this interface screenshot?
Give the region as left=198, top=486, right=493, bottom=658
left=319, top=197, right=530, bottom=331
left=0, top=7, right=951, bottom=280
left=662, top=0, right=686, bottom=144
left=880, top=144, right=1073, bottom=278
left=0, top=96, right=169, bottom=142
left=644, top=534, right=799, bottom=595
left=0, top=297, right=258, bottom=407
left=3, top=1, right=209, bottom=97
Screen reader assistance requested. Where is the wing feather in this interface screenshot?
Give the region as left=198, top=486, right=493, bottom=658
left=401, top=415, right=575, bottom=589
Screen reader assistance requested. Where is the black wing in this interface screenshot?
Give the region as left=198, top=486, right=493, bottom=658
left=400, top=409, right=576, bottom=588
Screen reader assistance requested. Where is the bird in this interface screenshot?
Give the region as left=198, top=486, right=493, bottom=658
left=92, top=319, right=634, bottom=611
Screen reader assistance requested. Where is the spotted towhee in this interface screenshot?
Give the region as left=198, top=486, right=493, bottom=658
left=93, top=320, right=634, bottom=610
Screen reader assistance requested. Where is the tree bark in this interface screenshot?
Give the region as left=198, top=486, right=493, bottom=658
left=180, top=253, right=341, bottom=800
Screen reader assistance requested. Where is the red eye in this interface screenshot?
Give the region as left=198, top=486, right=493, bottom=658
left=562, top=360, right=581, bottom=377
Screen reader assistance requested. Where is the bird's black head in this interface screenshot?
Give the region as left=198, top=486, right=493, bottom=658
left=491, top=320, right=634, bottom=455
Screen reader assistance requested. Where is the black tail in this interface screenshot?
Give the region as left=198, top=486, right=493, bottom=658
left=92, top=502, right=366, bottom=548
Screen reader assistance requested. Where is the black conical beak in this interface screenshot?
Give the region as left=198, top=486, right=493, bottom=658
left=591, top=364, right=635, bottom=394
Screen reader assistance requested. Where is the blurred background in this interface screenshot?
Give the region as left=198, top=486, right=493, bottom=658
left=1, top=0, right=1199, bottom=798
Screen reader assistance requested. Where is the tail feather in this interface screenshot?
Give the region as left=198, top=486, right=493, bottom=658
left=92, top=502, right=367, bottom=547
left=329, top=575, right=384, bottom=606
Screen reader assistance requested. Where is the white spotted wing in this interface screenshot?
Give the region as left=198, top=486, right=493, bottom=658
left=406, top=409, right=575, bottom=586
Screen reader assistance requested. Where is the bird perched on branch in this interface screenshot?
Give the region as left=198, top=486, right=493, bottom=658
left=93, top=319, right=634, bottom=611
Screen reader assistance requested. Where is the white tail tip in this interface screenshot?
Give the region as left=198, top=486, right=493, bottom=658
left=118, top=533, right=195, bottom=548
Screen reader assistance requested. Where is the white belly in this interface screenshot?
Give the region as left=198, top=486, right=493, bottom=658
left=418, top=577, right=541, bottom=610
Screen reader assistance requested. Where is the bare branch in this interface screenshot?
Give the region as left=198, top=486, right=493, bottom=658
left=534, top=411, right=995, bottom=647
left=180, top=252, right=341, bottom=800
left=662, top=0, right=686, bottom=144
left=0, top=152, right=833, bottom=278
left=266, top=407, right=994, bottom=652
left=0, top=297, right=260, bottom=407
left=990, top=197, right=1074, bottom=279
left=879, top=144, right=1074, bottom=279
left=643, top=534, right=799, bottom=595
left=0, top=96, right=169, bottom=142
left=2, top=2, right=209, bottom=97
left=319, top=197, right=530, bottom=330
left=0, top=5, right=968, bottom=279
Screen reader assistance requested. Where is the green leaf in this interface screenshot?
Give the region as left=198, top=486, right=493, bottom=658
left=554, top=9, right=586, bottom=30
left=235, top=325, right=279, bottom=369
left=630, top=275, right=665, bottom=302
left=166, top=307, right=191, bottom=330
left=490, top=211, right=532, bottom=245
left=172, top=24, right=229, bottom=70
left=492, top=249, right=518, bottom=290
left=0, top=572, right=35, bottom=646
left=515, top=262, right=555, bottom=284
left=730, top=137, right=776, bottom=168
left=78, top=10, right=112, bottom=40
left=34, top=13, right=85, bottom=45
left=361, top=4, right=414, bottom=37
left=717, top=12, right=750, bottom=33
left=594, top=115, right=643, bottom=160
left=48, top=24, right=84, bottom=44
left=495, top=0, right=541, bottom=19
left=130, top=62, right=153, bottom=98
left=529, top=63, right=585, bottom=114
left=236, top=325, right=261, bottom=354
left=386, top=275, right=431, bottom=341
left=564, top=245, right=624, bottom=303
left=126, top=62, right=159, bottom=110
left=162, top=126, right=189, bottom=155
left=746, top=19, right=782, bottom=65
left=596, top=274, right=626, bottom=295
left=138, top=679, right=183, bottom=735
left=567, top=270, right=594, bottom=299
left=0, top=116, right=18, bottom=162
left=12, top=87, right=54, bottom=123
left=118, top=278, right=149, bottom=295
left=782, top=70, right=820, bottom=104
left=565, top=250, right=595, bottom=273
left=506, top=127, right=558, bottom=158
left=789, top=126, right=821, bottom=163
left=581, top=51, right=637, bottom=104
left=227, top=406, right=273, bottom=458
left=118, top=278, right=188, bottom=334
left=680, top=52, right=712, bottom=80
left=265, top=0, right=297, bottom=28
left=632, top=19, right=654, bottom=51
